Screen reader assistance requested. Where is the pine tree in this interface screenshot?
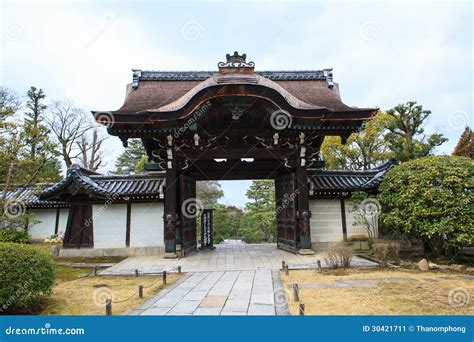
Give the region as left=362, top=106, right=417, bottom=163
left=115, top=139, right=147, bottom=174
left=452, top=126, right=473, bottom=159
left=385, top=101, right=447, bottom=162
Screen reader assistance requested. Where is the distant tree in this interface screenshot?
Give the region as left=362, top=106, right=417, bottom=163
left=46, top=100, right=93, bottom=168
left=452, top=126, right=473, bottom=159
left=240, top=180, right=276, bottom=243
left=114, top=139, right=147, bottom=174
left=385, top=101, right=447, bottom=162
left=321, top=112, right=394, bottom=170
left=76, top=129, right=107, bottom=171
left=0, top=87, right=21, bottom=134
left=196, top=181, right=224, bottom=208
left=213, top=204, right=243, bottom=243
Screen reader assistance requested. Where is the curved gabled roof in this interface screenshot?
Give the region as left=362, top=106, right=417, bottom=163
left=39, top=165, right=165, bottom=201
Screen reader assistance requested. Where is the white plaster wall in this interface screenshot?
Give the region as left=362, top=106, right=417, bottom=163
left=93, top=204, right=127, bottom=248
left=130, top=202, right=164, bottom=247
left=58, top=208, right=69, bottom=235
left=310, top=199, right=344, bottom=242
left=29, top=209, right=56, bottom=240
left=345, top=199, right=378, bottom=239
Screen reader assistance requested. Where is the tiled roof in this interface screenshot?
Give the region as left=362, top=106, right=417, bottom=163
left=309, top=159, right=397, bottom=195
left=39, top=165, right=165, bottom=201
left=0, top=185, right=69, bottom=208
left=135, top=70, right=330, bottom=82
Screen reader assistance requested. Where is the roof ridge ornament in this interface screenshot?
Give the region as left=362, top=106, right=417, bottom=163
left=218, top=51, right=255, bottom=71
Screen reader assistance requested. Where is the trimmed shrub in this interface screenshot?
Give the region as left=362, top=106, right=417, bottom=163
left=0, top=228, right=29, bottom=244
left=324, top=244, right=354, bottom=268
left=0, top=242, right=55, bottom=312
left=378, top=156, right=474, bottom=256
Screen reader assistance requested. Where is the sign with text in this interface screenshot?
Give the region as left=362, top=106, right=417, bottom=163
left=200, top=209, right=214, bottom=249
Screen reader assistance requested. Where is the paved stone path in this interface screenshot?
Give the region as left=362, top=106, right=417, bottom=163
left=101, top=243, right=376, bottom=275
left=130, top=269, right=289, bottom=316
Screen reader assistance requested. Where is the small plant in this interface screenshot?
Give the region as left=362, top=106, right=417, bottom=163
left=373, top=241, right=400, bottom=266
left=44, top=233, right=63, bottom=244
left=323, top=244, right=354, bottom=268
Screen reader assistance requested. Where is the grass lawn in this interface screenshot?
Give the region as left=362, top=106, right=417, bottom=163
left=281, top=268, right=474, bottom=315
left=41, top=265, right=179, bottom=315
left=26, top=244, right=179, bottom=315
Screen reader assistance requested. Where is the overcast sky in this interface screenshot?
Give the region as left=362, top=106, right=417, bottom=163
left=1, top=0, right=472, bottom=207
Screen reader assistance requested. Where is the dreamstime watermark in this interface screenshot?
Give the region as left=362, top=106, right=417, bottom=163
left=5, top=323, right=85, bottom=336
left=270, top=109, right=292, bottom=130
left=92, top=287, right=115, bottom=308
left=275, top=190, right=300, bottom=216
left=174, top=100, right=211, bottom=138
left=274, top=287, right=291, bottom=309
left=94, top=111, right=115, bottom=129
left=181, top=198, right=204, bottom=219
left=4, top=23, right=24, bottom=41
left=3, top=198, right=26, bottom=219
left=0, top=279, right=33, bottom=313
left=84, top=193, right=120, bottom=228
left=181, top=21, right=204, bottom=41
left=359, top=21, right=380, bottom=41
left=448, top=111, right=470, bottom=129
left=448, top=287, right=470, bottom=308
left=359, top=198, right=381, bottom=219
left=84, top=15, right=116, bottom=48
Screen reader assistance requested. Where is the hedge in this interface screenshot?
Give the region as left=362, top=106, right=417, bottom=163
left=0, top=242, right=55, bottom=312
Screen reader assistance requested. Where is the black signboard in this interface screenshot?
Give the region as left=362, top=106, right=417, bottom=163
left=200, top=209, right=215, bottom=250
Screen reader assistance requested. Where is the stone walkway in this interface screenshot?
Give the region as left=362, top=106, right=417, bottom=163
left=101, top=243, right=376, bottom=275
left=130, top=269, right=289, bottom=316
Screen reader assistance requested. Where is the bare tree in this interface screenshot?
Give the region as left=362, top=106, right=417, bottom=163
left=46, top=100, right=93, bottom=168
left=76, top=129, right=107, bottom=171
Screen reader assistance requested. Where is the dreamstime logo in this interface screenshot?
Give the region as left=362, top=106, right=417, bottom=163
left=359, top=21, right=380, bottom=41
left=448, top=287, right=470, bottom=308
left=181, top=198, right=203, bottom=219
left=181, top=21, right=204, bottom=41
left=4, top=23, right=24, bottom=41
left=92, top=287, right=115, bottom=308
left=448, top=111, right=470, bottom=129
left=3, top=199, right=26, bottom=218
left=359, top=198, right=381, bottom=219
left=270, top=110, right=292, bottom=130
left=274, top=287, right=290, bottom=308
left=95, top=111, right=115, bottom=128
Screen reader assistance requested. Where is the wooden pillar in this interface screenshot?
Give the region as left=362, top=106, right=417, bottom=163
left=340, top=198, right=348, bottom=242
left=163, top=167, right=178, bottom=257
left=125, top=202, right=131, bottom=247
left=296, top=154, right=312, bottom=250
left=54, top=208, right=60, bottom=235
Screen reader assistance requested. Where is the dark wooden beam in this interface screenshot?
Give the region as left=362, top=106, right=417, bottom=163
left=125, top=202, right=131, bottom=247
left=340, top=198, right=348, bottom=242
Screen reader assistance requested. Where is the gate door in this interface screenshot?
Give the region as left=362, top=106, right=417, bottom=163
left=179, top=175, right=197, bottom=255
left=275, top=173, right=299, bottom=253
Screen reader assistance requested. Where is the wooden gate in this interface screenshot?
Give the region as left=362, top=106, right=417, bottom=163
left=275, top=173, right=299, bottom=253
left=179, top=174, right=197, bottom=255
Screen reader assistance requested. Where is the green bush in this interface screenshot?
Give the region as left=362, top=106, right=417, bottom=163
left=0, top=242, right=55, bottom=312
left=378, top=156, right=474, bottom=256
left=0, top=228, right=30, bottom=244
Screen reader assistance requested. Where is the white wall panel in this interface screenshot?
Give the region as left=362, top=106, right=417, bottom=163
left=130, top=202, right=164, bottom=247
left=93, top=204, right=127, bottom=248
left=309, top=199, right=344, bottom=242
left=345, top=199, right=377, bottom=238
left=29, top=209, right=56, bottom=240
left=58, top=208, right=69, bottom=235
